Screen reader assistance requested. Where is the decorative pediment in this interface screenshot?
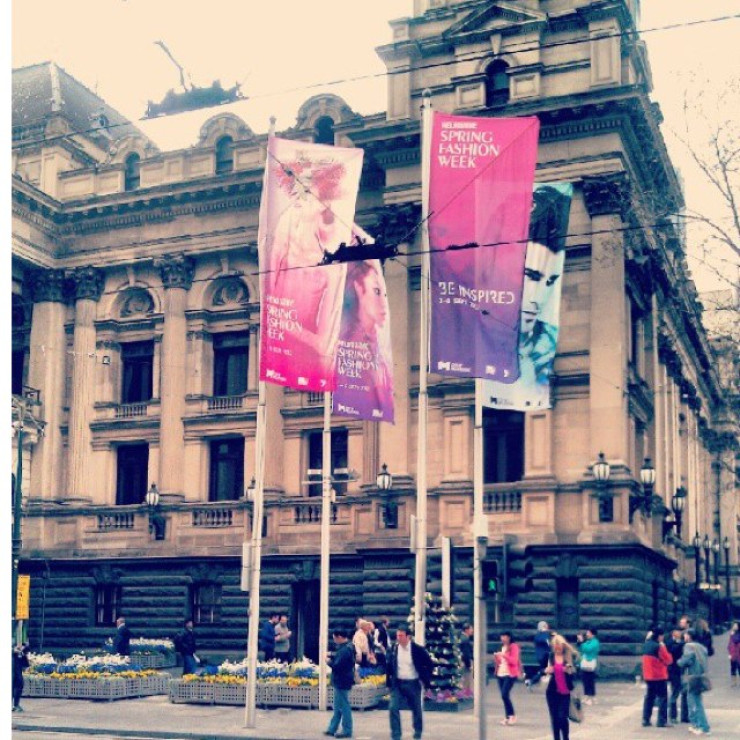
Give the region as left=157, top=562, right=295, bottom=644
left=210, top=277, right=250, bottom=308
left=443, top=1, right=546, bottom=38
left=119, top=288, right=155, bottom=318
left=197, top=113, right=254, bottom=147
left=107, top=134, right=159, bottom=164
left=293, top=94, right=359, bottom=131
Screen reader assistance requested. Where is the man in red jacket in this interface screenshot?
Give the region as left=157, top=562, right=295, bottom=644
left=642, top=626, right=673, bottom=728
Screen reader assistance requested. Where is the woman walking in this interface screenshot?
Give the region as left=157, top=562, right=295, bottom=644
left=544, top=634, right=578, bottom=740
left=493, top=631, right=522, bottom=726
left=579, top=628, right=600, bottom=704
left=728, top=621, right=740, bottom=687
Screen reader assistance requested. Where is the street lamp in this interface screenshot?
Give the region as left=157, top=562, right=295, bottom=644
left=592, top=452, right=613, bottom=522
left=640, top=457, right=656, bottom=515
left=693, top=532, right=702, bottom=587
left=671, top=488, right=686, bottom=539
left=145, top=483, right=166, bottom=540
left=723, top=536, right=732, bottom=620
left=376, top=463, right=397, bottom=529
left=702, top=534, right=711, bottom=586
left=712, top=539, right=720, bottom=586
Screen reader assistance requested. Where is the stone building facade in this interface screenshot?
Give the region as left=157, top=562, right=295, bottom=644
left=12, top=0, right=738, bottom=669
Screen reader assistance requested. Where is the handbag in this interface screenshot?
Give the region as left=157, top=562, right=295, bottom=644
left=568, top=691, right=584, bottom=723
left=580, top=657, right=597, bottom=672
left=687, top=675, right=712, bottom=693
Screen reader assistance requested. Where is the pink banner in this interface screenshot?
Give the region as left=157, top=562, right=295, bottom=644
left=428, top=113, right=539, bottom=380
left=258, top=137, right=363, bottom=391
left=333, top=257, right=395, bottom=423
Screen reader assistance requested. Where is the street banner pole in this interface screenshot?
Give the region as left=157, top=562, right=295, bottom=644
left=473, top=378, right=487, bottom=738
left=415, top=90, right=433, bottom=645
left=245, top=118, right=275, bottom=728
left=318, top=391, right=332, bottom=710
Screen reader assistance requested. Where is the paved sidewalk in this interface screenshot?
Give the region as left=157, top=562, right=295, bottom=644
left=12, top=638, right=740, bottom=740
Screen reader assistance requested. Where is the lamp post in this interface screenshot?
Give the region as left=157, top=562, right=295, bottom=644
left=712, top=539, right=720, bottom=586
left=671, top=488, right=686, bottom=539
left=640, top=457, right=656, bottom=516
left=693, top=532, right=702, bottom=588
left=703, top=534, right=711, bottom=586
left=376, top=463, right=397, bottom=529
left=12, top=417, right=25, bottom=637
left=723, top=536, right=732, bottom=622
left=592, top=452, right=612, bottom=522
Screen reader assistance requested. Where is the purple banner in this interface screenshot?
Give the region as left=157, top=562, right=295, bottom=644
left=428, top=112, right=540, bottom=381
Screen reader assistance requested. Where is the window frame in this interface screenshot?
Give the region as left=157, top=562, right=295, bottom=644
left=483, top=410, right=525, bottom=484
left=120, top=340, right=154, bottom=404
left=94, top=584, right=122, bottom=626
left=214, top=136, right=234, bottom=175
left=208, top=437, right=245, bottom=502
left=306, top=429, right=348, bottom=496
left=190, top=582, right=222, bottom=625
left=116, top=442, right=149, bottom=506
left=212, top=331, right=249, bottom=397
left=124, top=152, right=141, bottom=191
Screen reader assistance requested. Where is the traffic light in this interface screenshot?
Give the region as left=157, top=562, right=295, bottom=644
left=481, top=560, right=499, bottom=596
left=508, top=557, right=534, bottom=594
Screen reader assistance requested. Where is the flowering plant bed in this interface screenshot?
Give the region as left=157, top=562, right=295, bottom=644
left=102, top=637, right=177, bottom=668
left=23, top=653, right=170, bottom=701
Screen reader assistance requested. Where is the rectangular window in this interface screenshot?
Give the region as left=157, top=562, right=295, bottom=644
left=191, top=583, right=221, bottom=624
left=483, top=410, right=524, bottom=483
left=209, top=437, right=245, bottom=502
left=212, top=332, right=248, bottom=396
left=116, top=443, right=149, bottom=505
left=306, top=429, right=348, bottom=497
left=95, top=584, right=122, bottom=626
left=121, top=341, right=154, bottom=403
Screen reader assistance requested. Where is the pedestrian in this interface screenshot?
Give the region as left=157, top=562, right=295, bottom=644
left=258, top=613, right=279, bottom=661
left=727, top=620, right=740, bottom=687
left=678, top=628, right=711, bottom=735
left=112, top=616, right=132, bottom=656
left=12, top=642, right=30, bottom=712
left=526, top=620, right=551, bottom=689
left=374, top=616, right=391, bottom=669
left=579, top=628, right=600, bottom=705
left=544, top=634, right=578, bottom=740
left=324, top=628, right=355, bottom=738
left=641, top=626, right=673, bottom=728
left=665, top=627, right=685, bottom=723
left=678, top=615, right=692, bottom=631
left=493, top=630, right=522, bottom=726
left=353, top=619, right=376, bottom=667
left=175, top=618, right=198, bottom=676
left=694, top=618, right=714, bottom=658
left=274, top=614, right=293, bottom=663
left=459, top=623, right=474, bottom=691
left=386, top=625, right=433, bottom=740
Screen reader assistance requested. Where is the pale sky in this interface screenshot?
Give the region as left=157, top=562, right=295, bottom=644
left=10, top=0, right=740, bottom=290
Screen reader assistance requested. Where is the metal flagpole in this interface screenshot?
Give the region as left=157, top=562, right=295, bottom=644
left=473, top=379, right=487, bottom=738
left=415, top=90, right=433, bottom=646
left=318, top=391, right=332, bottom=710
left=245, top=118, right=275, bottom=728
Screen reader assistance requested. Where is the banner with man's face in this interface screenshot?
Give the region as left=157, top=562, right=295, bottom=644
left=482, top=182, right=573, bottom=411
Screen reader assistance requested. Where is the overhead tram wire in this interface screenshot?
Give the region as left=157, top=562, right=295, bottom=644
left=11, top=13, right=740, bottom=151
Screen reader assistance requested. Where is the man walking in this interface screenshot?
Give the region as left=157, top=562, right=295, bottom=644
left=678, top=629, right=711, bottom=736
left=274, top=614, right=293, bottom=663
left=259, top=613, right=279, bottom=661
left=112, top=616, right=132, bottom=656
left=386, top=626, right=433, bottom=740
left=525, top=621, right=551, bottom=688
left=641, top=626, right=673, bottom=728
left=175, top=618, right=198, bottom=675
left=459, top=623, right=474, bottom=691
left=324, top=628, right=355, bottom=738
left=12, top=642, right=30, bottom=712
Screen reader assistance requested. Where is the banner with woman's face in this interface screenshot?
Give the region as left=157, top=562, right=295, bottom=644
left=257, top=137, right=364, bottom=392
left=333, top=258, right=395, bottom=423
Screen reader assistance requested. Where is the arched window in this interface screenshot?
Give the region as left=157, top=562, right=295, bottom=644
left=485, top=60, right=510, bottom=107
left=215, top=135, right=234, bottom=174
left=314, top=116, right=335, bottom=145
left=124, top=153, right=141, bottom=191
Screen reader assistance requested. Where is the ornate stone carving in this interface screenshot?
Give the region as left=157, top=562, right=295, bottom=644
left=211, top=277, right=249, bottom=307
left=582, top=172, right=631, bottom=218
left=120, top=288, right=155, bottom=317
left=157, top=253, right=195, bottom=290
left=371, top=203, right=423, bottom=247
left=30, top=268, right=67, bottom=303
left=69, top=266, right=104, bottom=302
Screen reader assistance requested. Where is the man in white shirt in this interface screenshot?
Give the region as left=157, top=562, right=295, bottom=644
left=386, top=626, right=433, bottom=740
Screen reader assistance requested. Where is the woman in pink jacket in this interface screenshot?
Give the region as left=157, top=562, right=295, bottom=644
left=728, top=621, right=740, bottom=687
left=494, top=631, right=523, bottom=725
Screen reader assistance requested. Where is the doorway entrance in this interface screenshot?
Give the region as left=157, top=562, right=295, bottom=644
left=292, top=580, right=320, bottom=663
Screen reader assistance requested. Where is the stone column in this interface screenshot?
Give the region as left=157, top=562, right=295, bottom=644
left=583, top=174, right=631, bottom=466
left=66, top=266, right=104, bottom=502
left=157, top=254, right=194, bottom=501
left=28, top=269, right=67, bottom=501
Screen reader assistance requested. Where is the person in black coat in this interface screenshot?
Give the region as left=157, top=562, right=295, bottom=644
left=258, top=613, right=279, bottom=661
left=386, top=626, right=433, bottom=740
left=12, top=642, right=30, bottom=712
left=324, top=628, right=355, bottom=738
left=665, top=627, right=686, bottom=723
left=175, top=618, right=198, bottom=675
left=112, top=616, right=132, bottom=656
